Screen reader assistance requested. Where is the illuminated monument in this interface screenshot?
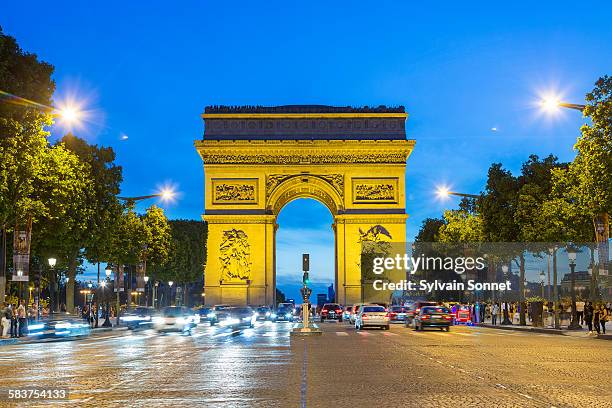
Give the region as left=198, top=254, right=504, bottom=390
left=195, top=105, right=415, bottom=306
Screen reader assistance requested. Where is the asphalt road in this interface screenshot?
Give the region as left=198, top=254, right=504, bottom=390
left=0, top=321, right=610, bottom=407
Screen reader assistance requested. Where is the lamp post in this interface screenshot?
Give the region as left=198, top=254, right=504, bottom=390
left=102, top=266, right=112, bottom=327
left=501, top=265, right=512, bottom=325
left=144, top=276, right=150, bottom=307
left=567, top=249, right=581, bottom=330
left=540, top=270, right=545, bottom=299
left=168, top=281, right=174, bottom=306
left=154, top=281, right=159, bottom=309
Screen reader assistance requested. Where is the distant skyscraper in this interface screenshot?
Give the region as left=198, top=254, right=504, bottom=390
left=328, top=284, right=335, bottom=303
left=316, top=294, right=327, bottom=307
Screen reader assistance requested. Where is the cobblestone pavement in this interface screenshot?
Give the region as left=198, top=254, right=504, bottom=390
left=0, top=320, right=609, bottom=407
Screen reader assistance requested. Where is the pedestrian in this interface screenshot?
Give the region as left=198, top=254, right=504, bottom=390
left=492, top=303, right=499, bottom=325
left=576, top=299, right=585, bottom=325
left=17, top=300, right=27, bottom=337
left=10, top=304, right=18, bottom=338
left=593, top=305, right=601, bottom=335
left=0, top=302, right=9, bottom=338
left=584, top=301, right=594, bottom=334
left=599, top=305, right=608, bottom=334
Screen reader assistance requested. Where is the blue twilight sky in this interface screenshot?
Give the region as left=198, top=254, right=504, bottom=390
left=3, top=2, right=611, bottom=300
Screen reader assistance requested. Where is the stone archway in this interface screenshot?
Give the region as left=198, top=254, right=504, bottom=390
left=195, top=105, right=415, bottom=306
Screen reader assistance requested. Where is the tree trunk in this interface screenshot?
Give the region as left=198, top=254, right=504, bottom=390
left=0, top=226, right=6, bottom=304
left=66, top=257, right=78, bottom=313
left=519, top=253, right=526, bottom=326
left=553, top=249, right=559, bottom=329
left=589, top=246, right=598, bottom=301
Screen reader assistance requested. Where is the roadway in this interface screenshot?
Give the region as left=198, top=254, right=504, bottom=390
left=0, top=321, right=610, bottom=407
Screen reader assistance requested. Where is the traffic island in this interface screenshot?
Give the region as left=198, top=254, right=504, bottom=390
left=290, top=322, right=322, bottom=336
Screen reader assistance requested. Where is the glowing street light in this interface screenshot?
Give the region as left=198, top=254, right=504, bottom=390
left=117, top=187, right=177, bottom=204
left=538, top=94, right=586, bottom=114
left=436, top=186, right=480, bottom=200
left=48, top=258, right=57, bottom=268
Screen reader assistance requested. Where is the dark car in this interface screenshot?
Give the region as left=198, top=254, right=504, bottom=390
left=405, top=301, right=437, bottom=326
left=387, top=306, right=408, bottom=323
left=320, top=303, right=343, bottom=322
left=218, top=307, right=256, bottom=328
left=197, top=307, right=218, bottom=325
left=413, top=306, right=453, bottom=331
left=27, top=318, right=91, bottom=339
left=255, top=306, right=272, bottom=321
left=120, top=307, right=155, bottom=330
left=274, top=304, right=295, bottom=322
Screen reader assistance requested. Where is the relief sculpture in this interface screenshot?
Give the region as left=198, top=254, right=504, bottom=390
left=219, top=229, right=252, bottom=282
left=214, top=183, right=255, bottom=202
left=355, top=183, right=395, bottom=201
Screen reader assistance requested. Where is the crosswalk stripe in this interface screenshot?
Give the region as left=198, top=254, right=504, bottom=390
left=383, top=332, right=398, bottom=336
left=335, top=332, right=349, bottom=336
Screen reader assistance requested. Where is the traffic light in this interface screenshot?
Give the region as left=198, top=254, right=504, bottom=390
left=302, top=253, right=309, bottom=271
left=302, top=271, right=310, bottom=286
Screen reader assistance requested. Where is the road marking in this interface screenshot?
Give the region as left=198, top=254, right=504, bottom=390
left=517, top=393, right=533, bottom=399
left=335, top=332, right=349, bottom=336
left=356, top=331, right=370, bottom=336
left=383, top=332, right=397, bottom=336
left=495, top=383, right=507, bottom=389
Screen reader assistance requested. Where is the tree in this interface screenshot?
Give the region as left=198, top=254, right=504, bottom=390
left=150, top=219, right=205, bottom=306
left=0, top=27, right=55, bottom=300
left=438, top=210, right=484, bottom=243
left=414, top=218, right=444, bottom=242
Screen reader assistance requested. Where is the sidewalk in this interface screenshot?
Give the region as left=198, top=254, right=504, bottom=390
left=478, top=314, right=610, bottom=339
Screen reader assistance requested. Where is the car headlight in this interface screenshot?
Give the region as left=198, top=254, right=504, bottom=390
left=176, top=317, right=186, bottom=325
left=207, top=312, right=216, bottom=318
left=144, top=315, right=151, bottom=321
left=55, top=323, right=73, bottom=329
left=28, top=323, right=45, bottom=330
left=243, top=316, right=251, bottom=321
left=270, top=313, right=277, bottom=318
left=265, top=311, right=270, bottom=317
left=285, top=313, right=291, bottom=318
left=153, top=316, right=165, bottom=324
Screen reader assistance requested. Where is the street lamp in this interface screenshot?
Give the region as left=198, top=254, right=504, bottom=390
left=154, top=281, right=159, bottom=309
left=567, top=248, right=581, bottom=330
left=436, top=186, right=480, bottom=200
left=539, top=270, right=545, bottom=299
left=102, top=266, right=112, bottom=327
left=117, top=188, right=177, bottom=204
left=501, top=265, right=512, bottom=325
left=144, top=276, right=150, bottom=307
left=539, top=96, right=586, bottom=113
left=168, top=281, right=174, bottom=306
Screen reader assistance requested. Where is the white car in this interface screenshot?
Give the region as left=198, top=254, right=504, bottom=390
left=154, top=306, right=200, bottom=333
left=354, top=304, right=389, bottom=330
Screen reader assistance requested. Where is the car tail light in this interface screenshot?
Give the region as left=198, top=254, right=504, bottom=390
left=335, top=309, right=342, bottom=314
left=422, top=315, right=430, bottom=319
left=415, top=308, right=421, bottom=314
left=444, top=315, right=452, bottom=320
left=322, top=310, right=328, bottom=314
left=389, top=312, right=396, bottom=317
left=362, top=314, right=368, bottom=319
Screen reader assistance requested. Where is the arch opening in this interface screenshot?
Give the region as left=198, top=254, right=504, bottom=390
left=275, top=198, right=336, bottom=308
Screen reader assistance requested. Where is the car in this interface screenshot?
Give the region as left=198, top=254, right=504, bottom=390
left=197, top=307, right=219, bottom=325
left=218, top=306, right=256, bottom=328
left=387, top=306, right=408, bottom=323
left=413, top=306, right=453, bottom=331
left=274, top=303, right=295, bottom=322
left=255, top=306, right=272, bottom=321
left=354, top=304, right=390, bottom=330
left=342, top=306, right=352, bottom=321
left=120, top=307, right=156, bottom=330
left=349, top=303, right=366, bottom=324
left=27, top=318, right=91, bottom=339
left=153, top=306, right=200, bottom=333
left=320, top=303, right=343, bottom=322
left=404, top=301, right=437, bottom=325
